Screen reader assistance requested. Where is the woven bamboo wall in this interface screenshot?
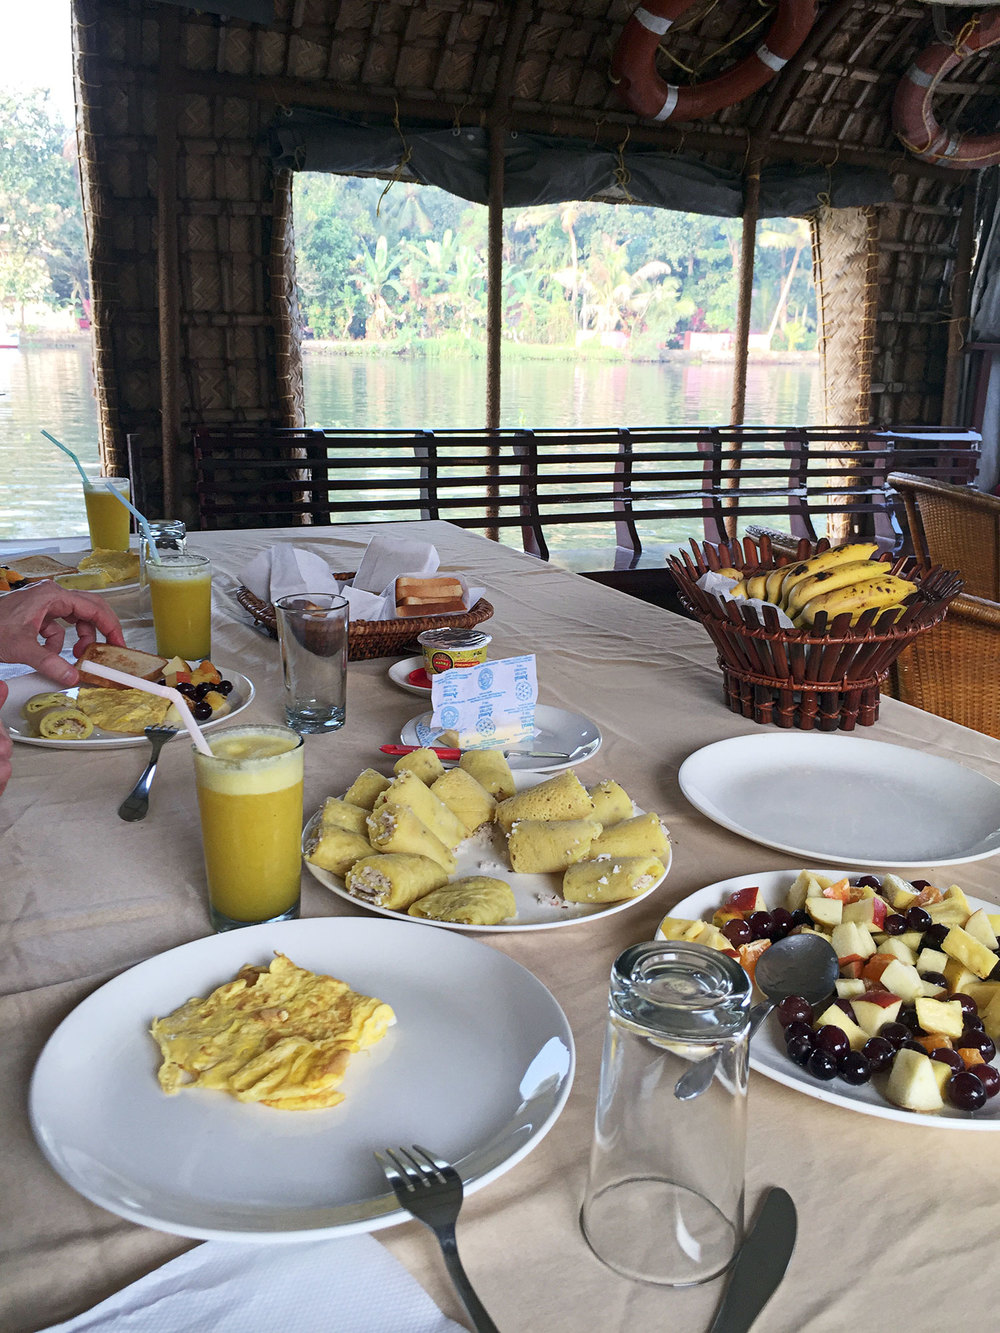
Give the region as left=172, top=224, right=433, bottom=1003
left=70, top=0, right=998, bottom=517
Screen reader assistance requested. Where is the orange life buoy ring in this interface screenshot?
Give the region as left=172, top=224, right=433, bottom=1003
left=611, top=0, right=816, bottom=123
left=892, top=11, right=1000, bottom=168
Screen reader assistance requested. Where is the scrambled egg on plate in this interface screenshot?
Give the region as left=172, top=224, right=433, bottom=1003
left=75, top=687, right=172, bottom=734
left=150, top=953, right=395, bottom=1110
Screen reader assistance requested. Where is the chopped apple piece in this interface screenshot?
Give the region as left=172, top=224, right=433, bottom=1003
left=805, top=896, right=843, bottom=927
left=964, top=981, right=1000, bottom=1011
left=861, top=954, right=897, bottom=985
left=964, top=909, right=999, bottom=950
left=916, top=947, right=949, bottom=975
left=914, top=996, right=965, bottom=1038
left=852, top=991, right=902, bottom=1036
left=926, top=898, right=973, bottom=927
left=881, top=874, right=917, bottom=910
left=919, top=978, right=947, bottom=997
left=659, top=917, right=705, bottom=940
left=944, top=957, right=980, bottom=994
left=877, top=958, right=924, bottom=1002
left=843, top=895, right=887, bottom=929
left=831, top=921, right=877, bottom=963
left=693, top=924, right=731, bottom=951
left=725, top=886, right=767, bottom=915
left=981, top=992, right=1000, bottom=1043
left=813, top=1003, right=868, bottom=1052
left=835, top=979, right=868, bottom=999
left=876, top=937, right=917, bottom=966
left=942, top=926, right=999, bottom=980
left=886, top=1048, right=946, bottom=1112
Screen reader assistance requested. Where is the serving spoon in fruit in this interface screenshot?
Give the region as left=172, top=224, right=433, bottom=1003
left=674, top=933, right=839, bottom=1101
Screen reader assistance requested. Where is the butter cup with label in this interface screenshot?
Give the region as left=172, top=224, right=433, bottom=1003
left=417, top=628, right=492, bottom=676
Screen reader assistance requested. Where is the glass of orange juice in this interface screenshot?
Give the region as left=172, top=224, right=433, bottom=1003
left=83, top=476, right=131, bottom=551
left=147, top=551, right=212, bottom=660
left=193, top=724, right=305, bottom=932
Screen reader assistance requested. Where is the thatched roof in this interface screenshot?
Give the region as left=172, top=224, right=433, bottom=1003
left=73, top=0, right=1000, bottom=515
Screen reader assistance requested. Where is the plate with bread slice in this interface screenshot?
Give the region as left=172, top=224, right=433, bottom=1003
left=2, top=643, right=254, bottom=748
left=393, top=574, right=470, bottom=618
left=0, top=547, right=141, bottom=594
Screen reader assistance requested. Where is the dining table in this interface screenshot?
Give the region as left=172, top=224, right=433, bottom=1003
left=5, top=518, right=1000, bottom=1333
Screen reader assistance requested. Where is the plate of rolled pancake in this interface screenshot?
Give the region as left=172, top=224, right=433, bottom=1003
left=302, top=746, right=671, bottom=931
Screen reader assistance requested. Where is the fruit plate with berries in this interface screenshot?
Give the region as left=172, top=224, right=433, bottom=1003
left=663, top=869, right=1000, bottom=1128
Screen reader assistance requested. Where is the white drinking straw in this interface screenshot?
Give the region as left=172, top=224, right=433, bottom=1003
left=102, top=479, right=161, bottom=562
left=80, top=659, right=214, bottom=754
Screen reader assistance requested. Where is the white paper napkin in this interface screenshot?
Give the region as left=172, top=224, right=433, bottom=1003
left=353, top=535, right=439, bottom=594
left=41, top=1235, right=468, bottom=1333
left=241, top=545, right=342, bottom=604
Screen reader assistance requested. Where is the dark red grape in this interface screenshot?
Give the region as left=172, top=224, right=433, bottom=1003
left=194, top=681, right=212, bottom=700
left=911, top=880, right=932, bottom=891
left=192, top=700, right=213, bottom=721
left=783, top=1020, right=814, bottom=1045
left=951, top=994, right=979, bottom=1021
left=918, top=970, right=948, bottom=989
left=176, top=681, right=197, bottom=698
left=814, top=1025, right=849, bottom=1059
left=929, top=1048, right=964, bottom=1073
left=777, top=996, right=813, bottom=1028
left=216, top=679, right=234, bottom=695
left=748, top=911, right=773, bottom=940
left=948, top=1070, right=988, bottom=1111
left=862, top=1036, right=895, bottom=1071
left=898, top=1006, right=922, bottom=1032
left=856, top=875, right=882, bottom=891
left=970, top=1064, right=1000, bottom=1099
left=960, top=1032, right=996, bottom=1061
left=924, top=923, right=950, bottom=947
left=880, top=1022, right=910, bottom=1050
left=786, top=1034, right=814, bottom=1067
left=905, top=905, right=932, bottom=932
left=769, top=908, right=794, bottom=939
left=723, top=918, right=752, bottom=947
left=838, top=1051, right=872, bottom=1085
left=882, top=914, right=908, bottom=936
left=790, top=909, right=810, bottom=927
left=901, top=1038, right=927, bottom=1053
left=808, top=1050, right=838, bottom=1080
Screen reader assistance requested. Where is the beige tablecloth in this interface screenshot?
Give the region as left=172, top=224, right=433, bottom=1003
left=5, top=521, right=1000, bottom=1332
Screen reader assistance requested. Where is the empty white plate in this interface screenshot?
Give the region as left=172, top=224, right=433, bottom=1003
left=678, top=734, right=1000, bottom=868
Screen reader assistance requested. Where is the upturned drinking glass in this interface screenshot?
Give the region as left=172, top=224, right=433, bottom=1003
left=580, top=941, right=752, bottom=1286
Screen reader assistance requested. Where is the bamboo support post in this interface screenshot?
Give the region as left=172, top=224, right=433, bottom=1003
left=156, top=10, right=181, bottom=519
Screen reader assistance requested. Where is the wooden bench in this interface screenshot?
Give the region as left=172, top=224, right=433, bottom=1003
left=190, top=425, right=981, bottom=569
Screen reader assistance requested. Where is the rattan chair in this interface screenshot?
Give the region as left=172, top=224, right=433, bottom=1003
left=888, top=472, right=1000, bottom=738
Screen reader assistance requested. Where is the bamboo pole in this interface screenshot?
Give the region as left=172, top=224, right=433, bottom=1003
left=486, top=127, right=504, bottom=434
left=156, top=10, right=181, bottom=518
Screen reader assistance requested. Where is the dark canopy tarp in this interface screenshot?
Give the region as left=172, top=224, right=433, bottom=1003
left=269, top=113, right=893, bottom=218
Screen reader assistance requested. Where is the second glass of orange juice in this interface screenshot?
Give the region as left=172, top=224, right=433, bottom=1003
left=147, top=551, right=213, bottom=660
left=83, top=477, right=131, bottom=551
left=193, top=725, right=305, bottom=932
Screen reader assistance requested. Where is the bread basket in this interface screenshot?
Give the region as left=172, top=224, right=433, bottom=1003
left=236, top=576, right=494, bottom=662
left=667, top=534, right=963, bottom=730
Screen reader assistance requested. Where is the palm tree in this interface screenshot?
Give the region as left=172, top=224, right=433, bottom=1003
left=353, top=235, right=406, bottom=339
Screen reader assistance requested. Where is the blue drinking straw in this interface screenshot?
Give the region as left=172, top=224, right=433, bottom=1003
left=42, top=429, right=91, bottom=488
left=102, top=479, right=161, bottom=562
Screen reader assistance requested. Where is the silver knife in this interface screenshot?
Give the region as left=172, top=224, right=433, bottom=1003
left=709, top=1188, right=797, bottom=1333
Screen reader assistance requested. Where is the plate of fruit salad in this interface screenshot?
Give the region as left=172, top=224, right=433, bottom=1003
left=661, top=869, right=1000, bottom=1128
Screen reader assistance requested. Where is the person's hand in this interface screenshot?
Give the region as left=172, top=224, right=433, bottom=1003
left=0, top=580, right=126, bottom=687
left=0, top=684, right=11, bottom=796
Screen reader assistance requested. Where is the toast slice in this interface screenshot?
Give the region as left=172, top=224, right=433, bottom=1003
left=5, top=553, right=79, bottom=580
left=77, top=642, right=169, bottom=689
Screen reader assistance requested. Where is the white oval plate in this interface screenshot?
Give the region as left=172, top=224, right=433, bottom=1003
left=402, top=703, right=602, bottom=773
left=303, top=774, right=671, bottom=932
left=679, top=734, right=1000, bottom=868
left=387, top=655, right=431, bottom=697
left=668, top=871, right=1000, bottom=1129
left=2, top=666, right=254, bottom=748
left=30, top=917, right=575, bottom=1240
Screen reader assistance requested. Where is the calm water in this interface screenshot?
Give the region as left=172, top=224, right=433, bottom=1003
left=0, top=344, right=820, bottom=541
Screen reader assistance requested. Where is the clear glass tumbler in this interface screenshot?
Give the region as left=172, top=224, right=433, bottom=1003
left=139, top=520, right=187, bottom=603
left=274, top=593, right=349, bottom=734
left=580, top=941, right=752, bottom=1287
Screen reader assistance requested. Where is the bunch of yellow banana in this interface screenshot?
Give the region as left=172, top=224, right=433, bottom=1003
left=728, top=542, right=917, bottom=629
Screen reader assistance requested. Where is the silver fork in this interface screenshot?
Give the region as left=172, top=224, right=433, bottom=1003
left=117, top=726, right=177, bottom=821
left=376, top=1145, right=500, bottom=1333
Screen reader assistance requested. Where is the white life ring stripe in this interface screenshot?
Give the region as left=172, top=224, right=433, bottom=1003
left=654, top=85, right=680, bottom=120
left=756, top=42, right=788, bottom=73
left=635, top=7, right=674, bottom=36
left=905, top=63, right=935, bottom=89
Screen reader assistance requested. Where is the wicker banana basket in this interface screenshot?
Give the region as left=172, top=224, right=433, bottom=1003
left=235, top=577, right=494, bottom=662
left=668, top=534, right=963, bottom=730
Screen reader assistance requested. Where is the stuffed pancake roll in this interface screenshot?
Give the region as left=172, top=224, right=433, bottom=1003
left=345, top=853, right=449, bottom=909
left=408, top=876, right=517, bottom=925
left=373, top=770, right=467, bottom=851
left=589, top=812, right=670, bottom=861
left=343, top=768, right=392, bottom=810
left=304, top=826, right=374, bottom=878
left=507, top=817, right=604, bottom=873
left=495, top=769, right=594, bottom=834
left=430, top=768, right=497, bottom=834
left=562, top=855, right=665, bottom=904
left=366, top=801, right=457, bottom=873
left=393, top=747, right=446, bottom=784
left=587, top=779, right=634, bottom=827
left=458, top=749, right=516, bottom=800
left=319, top=796, right=370, bottom=836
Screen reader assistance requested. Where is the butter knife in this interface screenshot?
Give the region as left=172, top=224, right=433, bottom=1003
left=709, top=1188, right=796, bottom=1333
